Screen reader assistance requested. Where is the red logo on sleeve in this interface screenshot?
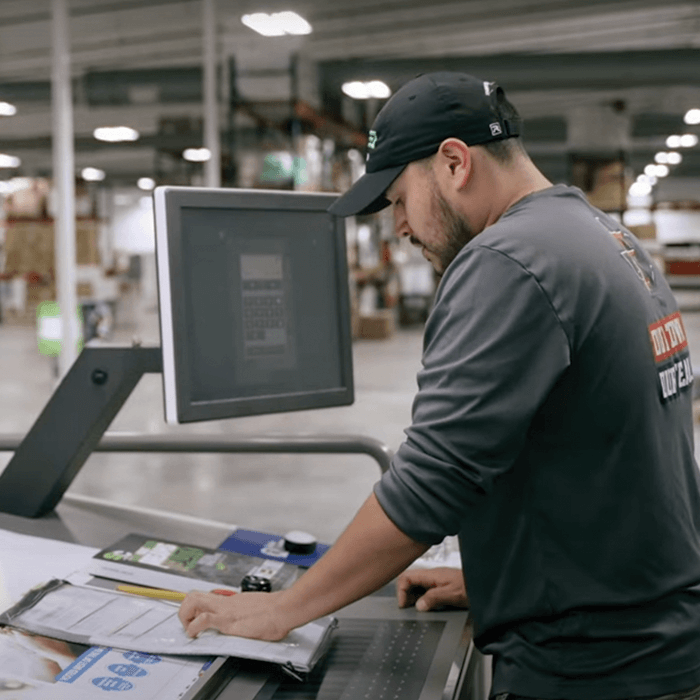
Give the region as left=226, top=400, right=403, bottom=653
left=649, top=311, right=688, bottom=363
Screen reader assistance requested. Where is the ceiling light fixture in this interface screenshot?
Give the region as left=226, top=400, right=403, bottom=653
left=629, top=181, right=652, bottom=198
left=654, top=151, right=683, bottom=166
left=342, top=80, right=391, bottom=100
left=644, top=164, right=669, bottom=178
left=93, top=126, right=140, bottom=142
left=183, top=147, right=211, bottom=162
left=81, top=167, right=106, bottom=181
left=0, top=153, right=21, bottom=168
left=137, top=177, right=156, bottom=191
left=241, top=11, right=311, bottom=37
left=679, top=133, right=699, bottom=148
left=0, top=101, right=17, bottom=116
left=684, top=108, right=700, bottom=125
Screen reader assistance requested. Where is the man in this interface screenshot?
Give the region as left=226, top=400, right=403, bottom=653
left=180, top=72, right=700, bottom=698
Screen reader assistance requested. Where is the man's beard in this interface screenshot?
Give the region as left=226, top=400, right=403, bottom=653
left=429, top=172, right=476, bottom=274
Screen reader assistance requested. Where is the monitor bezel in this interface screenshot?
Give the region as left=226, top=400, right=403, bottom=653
left=153, top=186, right=354, bottom=425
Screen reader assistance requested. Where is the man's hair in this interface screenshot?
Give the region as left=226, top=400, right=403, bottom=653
left=480, top=136, right=526, bottom=164
left=417, top=136, right=526, bottom=169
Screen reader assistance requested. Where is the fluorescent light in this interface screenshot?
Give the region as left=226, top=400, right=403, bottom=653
left=342, top=80, right=391, bottom=100
left=0, top=101, right=17, bottom=116
left=0, top=153, right=21, bottom=168
left=137, top=177, right=156, bottom=191
left=666, top=135, right=682, bottom=149
left=241, top=11, right=311, bottom=36
left=684, top=108, right=700, bottom=125
left=654, top=151, right=683, bottom=166
left=242, top=13, right=283, bottom=36
left=680, top=133, right=699, bottom=148
left=645, top=164, right=669, bottom=178
left=81, top=167, right=105, bottom=181
left=277, top=10, right=311, bottom=34
left=93, top=126, right=139, bottom=142
left=629, top=181, right=652, bottom=197
left=183, top=147, right=211, bottom=162
left=367, top=81, right=391, bottom=99
left=342, top=81, right=370, bottom=99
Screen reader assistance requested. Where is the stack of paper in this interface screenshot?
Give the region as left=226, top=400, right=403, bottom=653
left=0, top=578, right=336, bottom=677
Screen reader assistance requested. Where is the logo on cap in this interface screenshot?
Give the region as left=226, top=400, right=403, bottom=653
left=489, top=123, right=503, bottom=137
left=367, top=130, right=378, bottom=149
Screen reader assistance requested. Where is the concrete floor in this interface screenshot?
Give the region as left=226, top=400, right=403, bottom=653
left=0, top=305, right=423, bottom=544
left=2, top=294, right=700, bottom=545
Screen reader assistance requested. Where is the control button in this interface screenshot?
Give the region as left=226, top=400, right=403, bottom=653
left=284, top=530, right=317, bottom=555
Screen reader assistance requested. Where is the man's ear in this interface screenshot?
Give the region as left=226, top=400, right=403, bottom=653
left=434, top=138, right=471, bottom=192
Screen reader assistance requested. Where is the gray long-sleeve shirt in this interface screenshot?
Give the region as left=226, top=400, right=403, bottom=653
left=375, top=185, right=700, bottom=699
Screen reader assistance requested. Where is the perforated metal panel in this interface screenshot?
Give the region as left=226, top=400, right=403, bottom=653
left=272, top=619, right=445, bottom=700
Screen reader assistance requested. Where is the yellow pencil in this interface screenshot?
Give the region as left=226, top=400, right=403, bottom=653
left=116, top=584, right=187, bottom=601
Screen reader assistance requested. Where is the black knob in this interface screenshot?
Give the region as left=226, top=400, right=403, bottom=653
left=284, top=530, right=317, bottom=555
left=91, top=369, right=108, bottom=385
left=241, top=575, right=272, bottom=592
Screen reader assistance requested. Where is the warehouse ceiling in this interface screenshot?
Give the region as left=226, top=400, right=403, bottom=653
left=1, top=0, right=700, bottom=188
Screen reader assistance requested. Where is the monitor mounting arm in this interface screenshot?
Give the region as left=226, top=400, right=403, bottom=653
left=0, top=346, right=162, bottom=518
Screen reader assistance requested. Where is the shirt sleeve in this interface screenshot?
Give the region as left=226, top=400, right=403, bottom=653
left=374, top=245, right=571, bottom=544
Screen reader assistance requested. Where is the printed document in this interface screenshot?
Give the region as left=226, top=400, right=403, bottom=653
left=0, top=580, right=335, bottom=674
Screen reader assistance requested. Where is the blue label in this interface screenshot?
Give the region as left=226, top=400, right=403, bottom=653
left=91, top=676, right=134, bottom=691
left=219, top=528, right=329, bottom=567
left=56, top=647, right=111, bottom=683
left=123, top=651, right=161, bottom=664
left=109, top=664, right=148, bottom=678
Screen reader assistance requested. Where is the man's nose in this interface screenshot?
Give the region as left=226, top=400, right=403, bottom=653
left=393, top=211, right=410, bottom=239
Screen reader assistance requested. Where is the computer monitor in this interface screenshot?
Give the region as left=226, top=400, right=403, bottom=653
left=153, top=186, right=354, bottom=424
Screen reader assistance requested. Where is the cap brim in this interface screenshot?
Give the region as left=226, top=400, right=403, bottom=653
left=328, top=165, right=406, bottom=217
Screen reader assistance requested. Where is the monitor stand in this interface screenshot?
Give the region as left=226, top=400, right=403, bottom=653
left=0, top=346, right=162, bottom=518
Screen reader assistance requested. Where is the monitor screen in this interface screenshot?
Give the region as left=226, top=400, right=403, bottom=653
left=153, top=186, right=354, bottom=424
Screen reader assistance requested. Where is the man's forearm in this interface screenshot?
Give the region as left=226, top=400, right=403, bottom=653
left=276, top=493, right=429, bottom=628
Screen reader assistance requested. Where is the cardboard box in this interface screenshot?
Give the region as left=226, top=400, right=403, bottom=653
left=4, top=220, right=54, bottom=276
left=358, top=310, right=395, bottom=340
left=627, top=224, right=656, bottom=240
left=3, top=219, right=101, bottom=276
left=3, top=180, right=49, bottom=219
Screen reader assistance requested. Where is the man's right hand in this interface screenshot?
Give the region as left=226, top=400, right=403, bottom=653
left=179, top=589, right=293, bottom=641
left=176, top=494, right=430, bottom=642
left=396, top=567, right=469, bottom=612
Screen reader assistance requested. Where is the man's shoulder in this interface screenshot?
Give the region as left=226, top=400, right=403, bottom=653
left=454, top=184, right=613, bottom=278
left=479, top=184, right=595, bottom=247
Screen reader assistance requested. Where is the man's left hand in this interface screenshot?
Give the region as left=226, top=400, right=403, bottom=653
left=396, top=567, right=469, bottom=611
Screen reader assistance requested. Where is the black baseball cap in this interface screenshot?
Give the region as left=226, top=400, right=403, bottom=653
left=329, top=71, right=521, bottom=217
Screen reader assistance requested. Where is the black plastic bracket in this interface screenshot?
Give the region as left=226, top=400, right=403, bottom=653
left=0, top=346, right=162, bottom=518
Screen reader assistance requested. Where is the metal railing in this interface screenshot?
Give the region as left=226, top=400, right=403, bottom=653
left=0, top=432, right=393, bottom=475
